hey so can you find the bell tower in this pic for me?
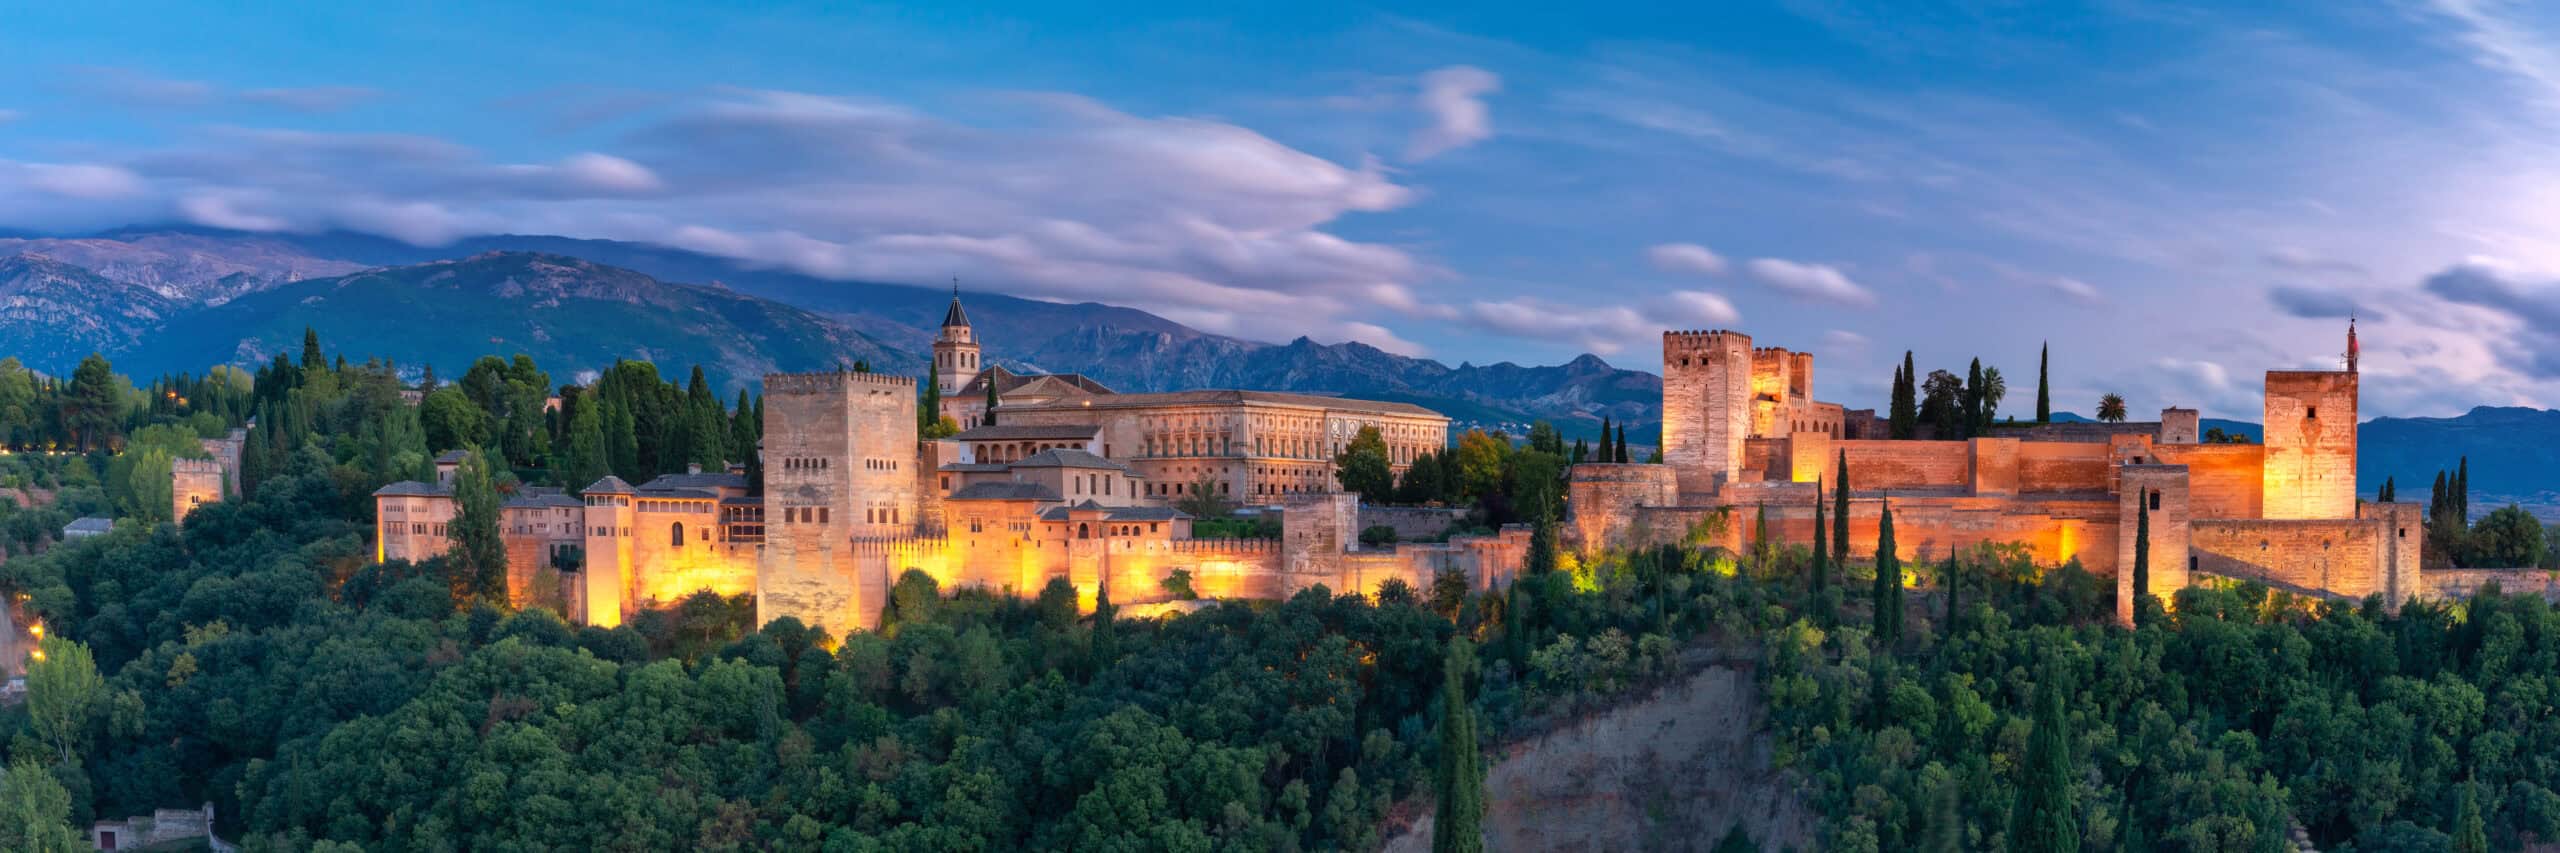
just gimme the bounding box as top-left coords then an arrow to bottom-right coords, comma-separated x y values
932,282 -> 980,412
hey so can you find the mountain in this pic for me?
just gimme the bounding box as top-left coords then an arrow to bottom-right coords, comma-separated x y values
2362,407 -> 2560,521
13,227 -> 1665,433
128,252 -> 916,389
0,253 -> 185,370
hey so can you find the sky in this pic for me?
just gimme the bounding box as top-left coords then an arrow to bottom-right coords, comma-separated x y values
4,1 -> 2560,420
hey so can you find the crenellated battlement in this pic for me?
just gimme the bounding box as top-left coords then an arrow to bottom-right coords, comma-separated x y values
764,371 -> 918,394
172,458 -> 224,474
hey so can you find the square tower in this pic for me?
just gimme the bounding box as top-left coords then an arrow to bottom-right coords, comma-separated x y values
2261,371 -> 2357,520
1661,330 -> 1754,496
2117,464 -> 2191,625
757,370 -> 922,637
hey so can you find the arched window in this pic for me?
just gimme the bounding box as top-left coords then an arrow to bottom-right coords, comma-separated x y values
1078,523 -> 1091,539
671,522 -> 686,547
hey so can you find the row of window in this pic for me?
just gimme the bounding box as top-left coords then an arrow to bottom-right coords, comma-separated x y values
783,457 -> 831,471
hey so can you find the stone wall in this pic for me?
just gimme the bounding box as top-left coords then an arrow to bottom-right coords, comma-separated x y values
1358,505 -> 1467,541
2117,465 -> 2192,623
171,457 -> 225,522
756,371 -> 918,639
1566,464 -> 1679,548
2425,569 -> 2560,602
2190,517 -> 2389,603
1834,440 -> 1972,493
2262,371 -> 2357,520
2014,441 -> 2113,493
2152,442 -> 2265,520
2159,408 -> 2200,445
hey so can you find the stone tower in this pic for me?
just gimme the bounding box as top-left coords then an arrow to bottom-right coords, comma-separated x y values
578,476 -> 638,628
932,289 -> 980,411
1661,330 -> 1754,496
2117,464 -> 2191,624
757,370 -> 922,637
2261,368 -> 2358,520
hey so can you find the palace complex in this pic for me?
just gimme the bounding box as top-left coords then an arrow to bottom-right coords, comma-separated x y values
372,295 -> 1518,639
1568,322 -> 2426,622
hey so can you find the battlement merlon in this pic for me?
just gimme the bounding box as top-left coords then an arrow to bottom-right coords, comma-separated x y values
763,371 -> 919,394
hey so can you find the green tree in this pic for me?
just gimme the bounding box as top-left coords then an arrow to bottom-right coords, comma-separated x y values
2008,671 -> 2080,853
1335,425 -> 1396,501
1873,500 -> 1901,645
1810,480 -> 1830,619
2036,341 -> 2051,423
560,396 -> 607,489
419,387 -> 489,453
1980,365 -> 2006,426
2470,505 -> 2547,568
1598,417 -> 1613,461
300,326 -> 326,371
2454,781 -> 2487,853
1964,358 -> 1986,437
1614,424 -> 1630,465
27,636 -> 101,766
449,447 -> 509,606
62,354 -> 122,451
918,371 -> 943,433
982,381 -> 1000,426
0,760 -> 82,852
1890,352 -> 1918,439
123,447 -> 174,523
2132,499 -> 2152,625
1453,430 -> 1509,501
1434,638 -> 1484,853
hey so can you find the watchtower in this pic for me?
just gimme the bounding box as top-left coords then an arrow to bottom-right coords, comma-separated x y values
1661,330 -> 1754,496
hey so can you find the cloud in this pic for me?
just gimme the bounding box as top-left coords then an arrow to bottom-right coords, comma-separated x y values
1647,242 -> 1728,276
1461,296 -> 1649,355
18,163 -> 145,200
1822,329 -> 1870,352
58,66 -> 379,114
2421,260 -> 2560,378
1745,257 -> 1877,307
2041,276 -> 2103,304
2153,357 -> 2231,392
1663,290 -> 1740,326
2268,285 -> 2381,321
1406,65 -> 1499,161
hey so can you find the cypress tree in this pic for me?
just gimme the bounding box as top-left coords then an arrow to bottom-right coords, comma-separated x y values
918,371 -> 942,432
2008,671 -> 2080,853
1942,554 -> 1960,635
1599,417 -> 1612,459
1614,424 -> 1630,464
1527,521 -> 1558,575
1090,580 -> 1118,670
2132,499 -> 2152,625
2036,341 -> 2051,423
301,327 -> 325,372
1874,498 -> 1900,644
1571,438 -> 1587,464
1433,639 -> 1485,853
1752,503 -> 1770,567
2455,781 -> 2488,853
982,381 -> 1000,426
1811,482 -> 1830,617
2457,456 -> 2471,522
1834,450 -> 1851,575
1964,358 -> 1985,438
2380,476 -> 2395,503
449,447 -> 510,607
1891,352 -> 1919,439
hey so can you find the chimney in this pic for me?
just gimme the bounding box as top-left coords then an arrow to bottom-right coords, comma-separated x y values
687,463 -> 702,475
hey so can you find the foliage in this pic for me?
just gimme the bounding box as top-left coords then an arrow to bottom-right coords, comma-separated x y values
2095,392 -> 2127,423
1335,425 -> 1395,501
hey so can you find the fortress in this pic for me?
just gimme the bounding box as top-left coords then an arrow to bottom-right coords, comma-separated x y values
376,294 -> 1522,638
1571,323 -> 2426,620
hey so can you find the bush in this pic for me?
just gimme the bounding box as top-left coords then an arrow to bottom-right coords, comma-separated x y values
1359,525 -> 1399,546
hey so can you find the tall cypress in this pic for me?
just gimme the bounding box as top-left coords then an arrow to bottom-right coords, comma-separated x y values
1941,555 -> 1960,635
449,447 -> 509,607
2457,456 -> 2471,522
1874,499 -> 1901,644
1964,358 -> 1985,438
1434,639 -> 1485,853
1614,424 -> 1630,464
2379,476 -> 2395,503
2008,671 -> 2080,853
918,371 -> 942,432
1811,482 -> 1830,616
1891,351 -> 1919,439
2132,499 -> 2152,624
1599,417 -> 1613,460
2035,341 -> 2052,423
2455,781 -> 2488,853
982,381 -> 1001,426
1834,450 -> 1851,576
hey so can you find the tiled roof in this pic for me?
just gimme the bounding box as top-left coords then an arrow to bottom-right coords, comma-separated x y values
1009,448 -> 1131,472
62,517 -> 113,534
373,480 -> 452,497
943,295 -> 970,328
951,423 -> 1099,442
433,450 -> 469,464
634,486 -> 718,500
957,366 -> 1117,399
504,493 -> 583,509
948,482 -> 1062,501
582,475 -> 635,494
1038,501 -> 1192,522
1008,388 -> 1442,418
939,462 -> 1013,473
638,472 -> 750,492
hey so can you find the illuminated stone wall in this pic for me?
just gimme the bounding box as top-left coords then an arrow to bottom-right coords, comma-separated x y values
1662,330 -> 1753,495
1833,440 -> 1973,492
171,458 -> 225,522
2116,465 -> 2192,624
2190,519 -> 2383,601
1566,464 -> 1679,548
2150,443 -> 2265,520
2262,370 -> 2357,520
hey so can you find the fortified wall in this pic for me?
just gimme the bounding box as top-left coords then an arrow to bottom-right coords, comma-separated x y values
757,371 -> 919,639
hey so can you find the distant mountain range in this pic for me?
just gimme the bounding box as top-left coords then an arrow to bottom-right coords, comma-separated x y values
0,226 -> 2550,517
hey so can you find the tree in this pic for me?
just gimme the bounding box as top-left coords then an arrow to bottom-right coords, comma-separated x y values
1090,579 -> 1118,670
1810,481 -> 1830,618
918,371 -> 943,433
2008,671 -> 2079,853
1980,365 -> 2006,426
1833,450 -> 1850,580
2095,393 -> 2127,423
419,387 -> 490,453
2132,499 -> 2152,625
1941,555 -> 1960,635
560,396 -> 607,490
1963,358 -> 1986,437
1598,417 -> 1613,461
1526,520 -> 1558,576
1334,425 -> 1395,501
1160,569 -> 1198,600
1921,369 -> 1965,439
27,636 -> 101,766
0,760 -> 82,852
981,381 -> 1000,426
1400,452 -> 1446,505
2379,476 -> 2395,503
449,447 -> 509,606
61,354 -> 122,452
2455,781 -> 2487,853
1434,638 -> 1484,853
1890,352 -> 1919,439
1176,474 -> 1232,520
2470,505 -> 2547,568
1874,500 -> 1903,644
2036,342 -> 2052,423
1452,430 -> 1508,501
1614,424 -> 1630,465
1712,824 -> 1757,853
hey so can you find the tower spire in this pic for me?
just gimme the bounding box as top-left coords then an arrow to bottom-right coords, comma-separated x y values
2346,315 -> 2359,373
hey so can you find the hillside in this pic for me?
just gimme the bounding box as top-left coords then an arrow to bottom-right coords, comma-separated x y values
131,252 -> 916,389
0,253 -> 185,370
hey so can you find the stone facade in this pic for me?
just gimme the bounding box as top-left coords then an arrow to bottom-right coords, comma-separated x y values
1573,323 -> 2425,621
755,370 -> 920,638
170,458 -> 226,523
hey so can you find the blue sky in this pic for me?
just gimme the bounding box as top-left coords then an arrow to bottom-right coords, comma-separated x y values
5,1 -> 2560,419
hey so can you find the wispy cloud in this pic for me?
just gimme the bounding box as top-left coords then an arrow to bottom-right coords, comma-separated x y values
1647,242 -> 1728,276
1746,257 -> 1876,307
1407,65 -> 1500,161
58,66 -> 380,114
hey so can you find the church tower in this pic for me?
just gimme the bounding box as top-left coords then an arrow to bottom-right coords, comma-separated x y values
933,287 -> 980,412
